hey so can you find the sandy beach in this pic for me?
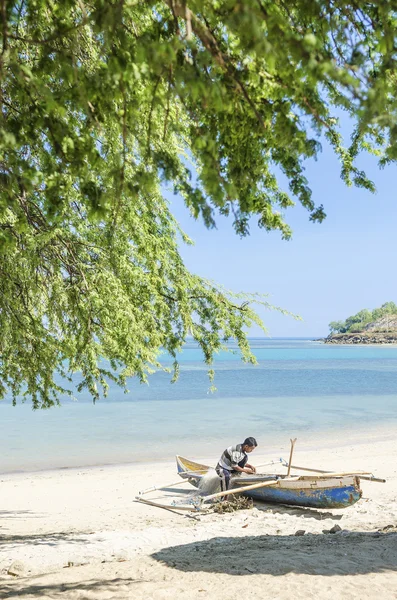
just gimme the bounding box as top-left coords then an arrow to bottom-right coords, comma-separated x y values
1,430 -> 397,600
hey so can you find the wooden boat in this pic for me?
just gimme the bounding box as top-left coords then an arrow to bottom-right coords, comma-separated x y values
176,456 -> 362,509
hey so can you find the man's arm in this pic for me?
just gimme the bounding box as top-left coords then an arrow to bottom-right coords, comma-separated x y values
232,464 -> 255,474
245,463 -> 256,473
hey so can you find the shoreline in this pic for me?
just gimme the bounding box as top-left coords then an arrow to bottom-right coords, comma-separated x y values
318,332 -> 397,345
316,338 -> 397,346
1,418 -> 396,477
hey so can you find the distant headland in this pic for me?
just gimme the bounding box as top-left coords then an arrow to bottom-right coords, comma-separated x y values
322,302 -> 397,344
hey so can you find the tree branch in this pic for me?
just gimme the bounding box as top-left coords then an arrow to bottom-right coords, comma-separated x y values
8,14 -> 89,46
147,74 -> 162,157
163,0 -> 267,129
1,0 -> 7,54
160,291 -> 249,312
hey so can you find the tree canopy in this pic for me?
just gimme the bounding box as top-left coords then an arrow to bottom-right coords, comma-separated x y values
1,1 -> 397,406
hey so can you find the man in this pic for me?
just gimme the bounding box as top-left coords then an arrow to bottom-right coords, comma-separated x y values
216,437 -> 258,495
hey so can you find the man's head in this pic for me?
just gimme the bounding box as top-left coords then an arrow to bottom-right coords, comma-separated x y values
242,437 -> 258,453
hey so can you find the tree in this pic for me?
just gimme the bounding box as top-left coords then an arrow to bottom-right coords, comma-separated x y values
343,308 -> 373,332
380,302 -> 397,314
372,302 -> 397,321
355,309 -> 373,324
379,302 -> 397,331
328,320 -> 346,334
1,1 -> 397,406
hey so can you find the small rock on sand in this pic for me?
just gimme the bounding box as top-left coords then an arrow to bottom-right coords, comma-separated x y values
329,524 -> 342,534
8,560 -> 26,577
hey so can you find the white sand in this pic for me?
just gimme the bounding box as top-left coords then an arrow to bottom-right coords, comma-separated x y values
1,428 -> 397,599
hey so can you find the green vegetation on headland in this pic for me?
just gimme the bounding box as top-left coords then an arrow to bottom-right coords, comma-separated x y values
325,303 -> 397,344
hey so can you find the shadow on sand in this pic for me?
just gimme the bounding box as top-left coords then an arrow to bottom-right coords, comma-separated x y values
0,531 -> 94,547
1,577 -> 146,599
254,502 -> 343,521
152,531 -> 397,576
0,510 -> 43,519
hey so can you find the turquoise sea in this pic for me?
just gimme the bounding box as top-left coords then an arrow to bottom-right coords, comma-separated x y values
1,338 -> 397,473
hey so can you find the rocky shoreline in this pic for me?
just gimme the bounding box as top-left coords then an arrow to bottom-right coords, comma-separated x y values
321,332 -> 397,344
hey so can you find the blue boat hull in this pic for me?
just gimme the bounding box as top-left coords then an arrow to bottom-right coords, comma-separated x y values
245,483 -> 361,509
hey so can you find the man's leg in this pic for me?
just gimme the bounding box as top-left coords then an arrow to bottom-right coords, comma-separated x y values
217,467 -> 231,500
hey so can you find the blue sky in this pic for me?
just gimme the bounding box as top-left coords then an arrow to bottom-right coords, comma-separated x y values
167,129 -> 397,338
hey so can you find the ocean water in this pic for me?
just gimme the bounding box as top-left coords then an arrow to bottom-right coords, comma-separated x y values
1,338 -> 397,473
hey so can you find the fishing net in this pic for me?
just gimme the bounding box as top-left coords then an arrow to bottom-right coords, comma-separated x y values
212,496 -> 254,513
197,468 -> 222,496
170,468 -> 221,509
